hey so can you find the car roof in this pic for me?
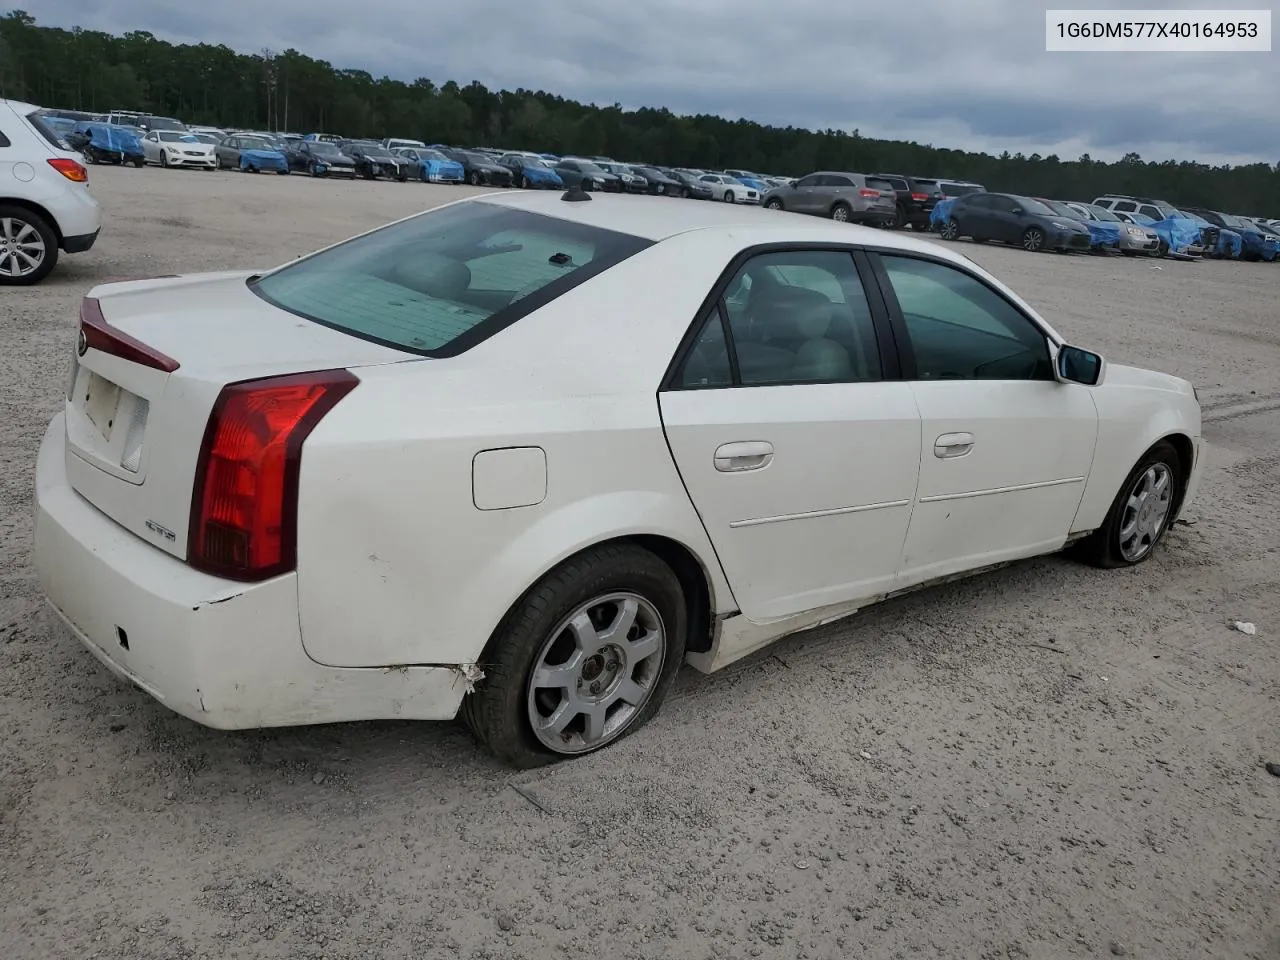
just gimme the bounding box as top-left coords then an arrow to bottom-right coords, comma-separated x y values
468,190 -> 970,256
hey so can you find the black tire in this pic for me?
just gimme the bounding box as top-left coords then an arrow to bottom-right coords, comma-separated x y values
1022,227 -> 1046,252
764,197 -> 783,210
468,171 -> 481,186
894,204 -> 907,229
941,218 -> 960,241
276,168 -> 289,175
972,236 -> 988,244
680,187 -> 691,199
247,164 -> 258,174
460,543 -> 688,768
518,174 -> 529,189
133,157 -> 144,168
0,203 -> 59,286
1074,440 -> 1183,569
1152,239 -> 1169,258
831,202 -> 851,222
160,152 -> 169,168
1122,250 -> 1138,257
723,190 -> 735,203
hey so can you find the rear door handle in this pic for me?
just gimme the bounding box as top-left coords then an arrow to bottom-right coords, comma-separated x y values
934,432 -> 975,458
714,441 -> 774,472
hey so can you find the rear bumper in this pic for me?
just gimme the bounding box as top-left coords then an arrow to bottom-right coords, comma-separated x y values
33,413 -> 469,730
62,228 -> 100,254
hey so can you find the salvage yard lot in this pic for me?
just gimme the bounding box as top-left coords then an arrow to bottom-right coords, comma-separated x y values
2,167 -> 1277,960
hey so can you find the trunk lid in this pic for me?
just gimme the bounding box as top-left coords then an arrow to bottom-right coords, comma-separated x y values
64,271 -> 413,560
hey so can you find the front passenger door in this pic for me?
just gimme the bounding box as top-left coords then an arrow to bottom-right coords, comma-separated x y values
659,248 -> 921,622
873,253 -> 1098,588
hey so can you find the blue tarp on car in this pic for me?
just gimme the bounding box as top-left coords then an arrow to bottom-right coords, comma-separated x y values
1236,228 -> 1278,261
930,197 -> 958,227
83,122 -> 143,156
1134,215 -> 1206,255
1083,221 -> 1123,248
239,148 -> 288,173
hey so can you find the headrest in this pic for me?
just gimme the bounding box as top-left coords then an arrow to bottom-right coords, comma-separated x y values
386,252 -> 472,301
788,299 -> 833,340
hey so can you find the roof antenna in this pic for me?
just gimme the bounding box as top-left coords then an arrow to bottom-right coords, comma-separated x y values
561,183 -> 592,202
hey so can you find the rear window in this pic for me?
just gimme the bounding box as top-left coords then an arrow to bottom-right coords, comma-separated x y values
250,201 -> 653,357
943,182 -> 983,196
865,177 -> 894,192
25,111 -> 67,150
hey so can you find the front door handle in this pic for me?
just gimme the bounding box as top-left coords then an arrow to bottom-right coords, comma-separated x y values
714,441 -> 774,472
934,432 -> 975,458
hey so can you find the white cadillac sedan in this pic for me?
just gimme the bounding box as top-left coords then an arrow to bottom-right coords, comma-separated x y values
35,190 -> 1204,767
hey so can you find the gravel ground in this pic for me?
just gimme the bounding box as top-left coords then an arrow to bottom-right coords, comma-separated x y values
2,167 -> 1277,960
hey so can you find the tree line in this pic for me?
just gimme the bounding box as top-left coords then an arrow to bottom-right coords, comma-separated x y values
2,10 -> 1277,215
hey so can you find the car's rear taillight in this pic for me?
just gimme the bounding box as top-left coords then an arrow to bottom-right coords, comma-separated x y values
188,370 -> 358,582
910,192 -> 929,201
79,297 -> 180,372
47,157 -> 88,182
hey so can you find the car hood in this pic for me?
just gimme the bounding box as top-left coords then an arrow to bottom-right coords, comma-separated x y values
1104,363 -> 1194,397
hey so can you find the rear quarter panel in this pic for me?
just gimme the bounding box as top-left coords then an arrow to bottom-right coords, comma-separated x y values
291,236 -> 759,668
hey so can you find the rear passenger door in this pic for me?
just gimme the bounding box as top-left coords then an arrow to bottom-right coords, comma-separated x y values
659,248 -> 921,622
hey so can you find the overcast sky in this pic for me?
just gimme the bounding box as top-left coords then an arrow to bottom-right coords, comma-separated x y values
22,0 -> 1279,166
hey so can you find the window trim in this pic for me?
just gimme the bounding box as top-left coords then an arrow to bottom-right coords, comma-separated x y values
659,243 -> 903,392
864,248 -> 1060,383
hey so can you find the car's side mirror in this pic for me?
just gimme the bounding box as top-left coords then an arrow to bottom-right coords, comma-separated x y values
1056,344 -> 1105,386
1010,207 -> 1023,215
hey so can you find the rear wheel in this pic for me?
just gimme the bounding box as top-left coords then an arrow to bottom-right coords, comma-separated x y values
460,543 -> 687,768
894,204 -> 907,228
940,218 -> 960,241
1075,441 -> 1183,569
0,204 -> 58,286
831,202 -> 851,222
1022,227 -> 1046,252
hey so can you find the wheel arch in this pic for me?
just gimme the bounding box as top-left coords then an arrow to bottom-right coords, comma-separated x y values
479,533 -> 719,663
0,197 -> 63,243
1157,431 -> 1195,518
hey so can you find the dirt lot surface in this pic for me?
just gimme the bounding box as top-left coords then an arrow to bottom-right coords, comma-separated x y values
2,167 -> 1277,960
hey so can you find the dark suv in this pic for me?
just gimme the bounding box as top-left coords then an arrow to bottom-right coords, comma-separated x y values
873,173 -> 945,230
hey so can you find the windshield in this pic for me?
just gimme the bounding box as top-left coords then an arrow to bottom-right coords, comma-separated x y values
147,118 -> 185,132
1015,197 -> 1057,216
1085,204 -> 1120,221
190,133 -> 219,144
158,132 -> 198,143
423,149 -> 451,162
310,142 -> 343,156
943,182 -> 982,196
360,146 -> 394,158
251,202 -> 651,357
240,137 -> 276,151
1043,200 -> 1084,219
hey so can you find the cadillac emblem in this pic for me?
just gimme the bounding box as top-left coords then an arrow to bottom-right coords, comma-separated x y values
76,328 -> 88,356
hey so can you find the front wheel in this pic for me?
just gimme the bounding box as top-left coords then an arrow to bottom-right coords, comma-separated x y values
0,203 -> 59,286
160,152 -> 169,168
1075,441 -> 1183,569
460,543 -> 687,768
940,218 -> 960,241
468,171 -> 482,186
1022,227 -> 1046,252
723,190 -> 735,203
764,198 -> 783,210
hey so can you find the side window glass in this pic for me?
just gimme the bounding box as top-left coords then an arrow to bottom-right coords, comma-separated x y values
880,256 -> 1052,381
1139,205 -> 1161,220
722,251 -> 882,386
675,310 -> 733,388
1114,201 -> 1137,212
0,128 -> 9,148
793,175 -> 818,188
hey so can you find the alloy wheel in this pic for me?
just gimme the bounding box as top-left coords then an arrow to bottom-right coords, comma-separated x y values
1023,228 -> 1045,252
525,592 -> 667,754
0,217 -> 47,278
1118,463 -> 1173,562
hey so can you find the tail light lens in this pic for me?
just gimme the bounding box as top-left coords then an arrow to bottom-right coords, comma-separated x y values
910,192 -> 929,201
48,157 -> 88,182
188,370 -> 358,581
80,297 -> 180,372
859,188 -> 881,198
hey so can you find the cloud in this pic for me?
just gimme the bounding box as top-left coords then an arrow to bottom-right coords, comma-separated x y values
23,0 -> 1278,165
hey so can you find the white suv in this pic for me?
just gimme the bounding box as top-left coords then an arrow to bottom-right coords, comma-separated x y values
0,99 -> 104,285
